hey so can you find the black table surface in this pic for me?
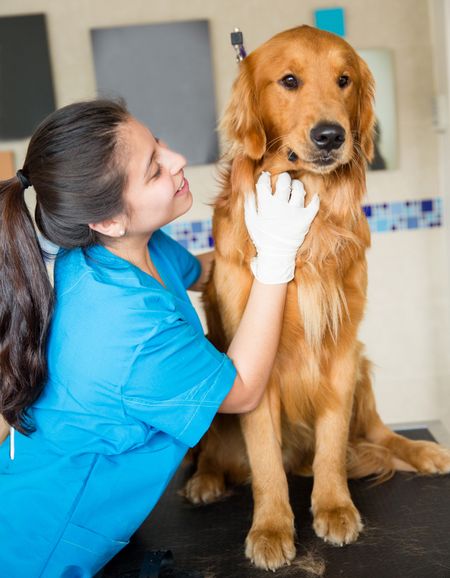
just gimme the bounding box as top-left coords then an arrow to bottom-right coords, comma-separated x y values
102,428 -> 450,578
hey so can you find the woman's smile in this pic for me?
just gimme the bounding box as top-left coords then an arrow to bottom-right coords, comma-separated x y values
175,176 -> 189,196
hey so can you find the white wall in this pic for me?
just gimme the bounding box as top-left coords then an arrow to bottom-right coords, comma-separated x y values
428,0 -> 450,430
0,0 -> 448,429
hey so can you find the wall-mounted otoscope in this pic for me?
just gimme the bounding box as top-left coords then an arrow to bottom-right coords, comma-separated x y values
230,28 -> 247,62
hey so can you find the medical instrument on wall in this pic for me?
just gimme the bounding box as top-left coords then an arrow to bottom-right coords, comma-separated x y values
230,28 -> 247,62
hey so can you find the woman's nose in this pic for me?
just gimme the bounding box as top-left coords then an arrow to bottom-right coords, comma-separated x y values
162,147 -> 186,175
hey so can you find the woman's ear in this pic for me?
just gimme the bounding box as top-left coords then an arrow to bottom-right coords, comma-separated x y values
220,59 -> 266,160
88,218 -> 126,238
356,55 -> 376,162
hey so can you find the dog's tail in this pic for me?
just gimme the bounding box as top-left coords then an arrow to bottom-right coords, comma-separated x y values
346,438 -> 397,483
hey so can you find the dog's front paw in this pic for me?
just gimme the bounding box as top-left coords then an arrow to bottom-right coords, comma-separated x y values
313,502 -> 363,546
405,441 -> 450,474
183,472 -> 226,505
245,524 -> 296,571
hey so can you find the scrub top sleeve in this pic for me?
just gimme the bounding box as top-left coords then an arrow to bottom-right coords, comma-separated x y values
122,314 -> 236,447
157,230 -> 201,289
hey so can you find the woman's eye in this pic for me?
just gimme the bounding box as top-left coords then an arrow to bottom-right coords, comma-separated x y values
279,74 -> 299,90
151,163 -> 161,179
338,75 -> 350,88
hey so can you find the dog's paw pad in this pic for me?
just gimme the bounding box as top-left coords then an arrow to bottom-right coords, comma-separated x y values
245,526 -> 296,571
183,473 -> 225,505
313,503 -> 363,545
411,443 -> 450,474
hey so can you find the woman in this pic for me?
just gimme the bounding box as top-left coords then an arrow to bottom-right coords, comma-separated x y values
0,99 -> 319,577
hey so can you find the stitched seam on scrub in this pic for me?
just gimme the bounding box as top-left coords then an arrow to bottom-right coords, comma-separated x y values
122,398 -> 218,408
122,358 -> 225,409
118,308 -> 191,406
119,319 -> 163,415
176,359 -> 228,439
37,454 -> 100,578
122,358 -> 226,442
58,271 -> 95,298
59,539 -> 99,554
58,270 -> 143,298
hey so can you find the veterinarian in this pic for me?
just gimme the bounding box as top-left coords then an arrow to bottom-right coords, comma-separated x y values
0,99 -> 319,577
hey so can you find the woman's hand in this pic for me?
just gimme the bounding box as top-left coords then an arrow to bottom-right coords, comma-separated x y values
188,251 -> 214,292
244,172 -> 320,284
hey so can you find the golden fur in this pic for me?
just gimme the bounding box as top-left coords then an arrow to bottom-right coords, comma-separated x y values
184,26 -> 450,571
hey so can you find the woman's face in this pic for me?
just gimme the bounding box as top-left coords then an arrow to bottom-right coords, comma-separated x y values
120,117 -> 192,237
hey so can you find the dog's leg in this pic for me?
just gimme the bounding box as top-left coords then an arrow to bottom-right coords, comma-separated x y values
242,386 -> 296,571
184,443 -> 227,505
311,346 -> 363,546
354,361 -> 450,474
370,428 -> 450,474
184,415 -> 249,504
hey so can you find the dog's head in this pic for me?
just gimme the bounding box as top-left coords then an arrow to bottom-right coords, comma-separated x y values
222,25 -> 375,176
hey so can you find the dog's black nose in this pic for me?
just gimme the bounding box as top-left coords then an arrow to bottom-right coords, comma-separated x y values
310,123 -> 346,152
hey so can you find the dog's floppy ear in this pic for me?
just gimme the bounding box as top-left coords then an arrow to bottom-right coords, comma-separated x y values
356,55 -> 376,162
220,60 -> 266,160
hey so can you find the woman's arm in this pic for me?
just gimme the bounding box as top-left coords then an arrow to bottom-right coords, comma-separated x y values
219,280 -> 287,413
188,250 -> 288,413
188,251 -> 214,292
187,247 -> 286,412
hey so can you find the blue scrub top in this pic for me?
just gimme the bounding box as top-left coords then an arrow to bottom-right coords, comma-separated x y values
0,230 -> 236,578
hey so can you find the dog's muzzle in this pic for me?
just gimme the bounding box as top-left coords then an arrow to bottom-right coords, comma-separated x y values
310,123 -> 346,152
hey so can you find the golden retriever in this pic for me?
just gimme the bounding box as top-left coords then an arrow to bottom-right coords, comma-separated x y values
185,25 -> 450,571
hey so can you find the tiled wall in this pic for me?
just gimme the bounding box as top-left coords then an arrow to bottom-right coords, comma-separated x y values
364,198 -> 442,233
163,219 -> 214,251
164,197 -> 444,251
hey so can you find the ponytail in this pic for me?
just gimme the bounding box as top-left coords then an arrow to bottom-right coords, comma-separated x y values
0,175 -> 53,433
0,98 -> 130,433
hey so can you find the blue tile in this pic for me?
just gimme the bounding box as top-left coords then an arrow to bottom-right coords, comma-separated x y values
421,200 -> 433,212
407,204 -> 420,217
391,203 -> 403,216
375,219 -> 389,232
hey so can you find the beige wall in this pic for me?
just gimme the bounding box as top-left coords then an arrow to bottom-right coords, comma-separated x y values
0,0 -> 449,430
428,0 -> 450,431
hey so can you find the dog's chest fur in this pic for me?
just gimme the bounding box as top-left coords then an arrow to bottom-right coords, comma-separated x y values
277,171 -> 370,349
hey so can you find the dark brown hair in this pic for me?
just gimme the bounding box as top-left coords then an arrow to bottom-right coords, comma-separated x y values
0,99 -> 130,433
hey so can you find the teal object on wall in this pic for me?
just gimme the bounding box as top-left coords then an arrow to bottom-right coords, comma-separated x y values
314,8 -> 346,37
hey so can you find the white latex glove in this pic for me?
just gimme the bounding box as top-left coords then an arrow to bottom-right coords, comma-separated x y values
244,171 -> 320,284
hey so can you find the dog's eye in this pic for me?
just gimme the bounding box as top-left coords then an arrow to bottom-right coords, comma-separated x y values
338,75 -> 350,88
279,75 -> 299,90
